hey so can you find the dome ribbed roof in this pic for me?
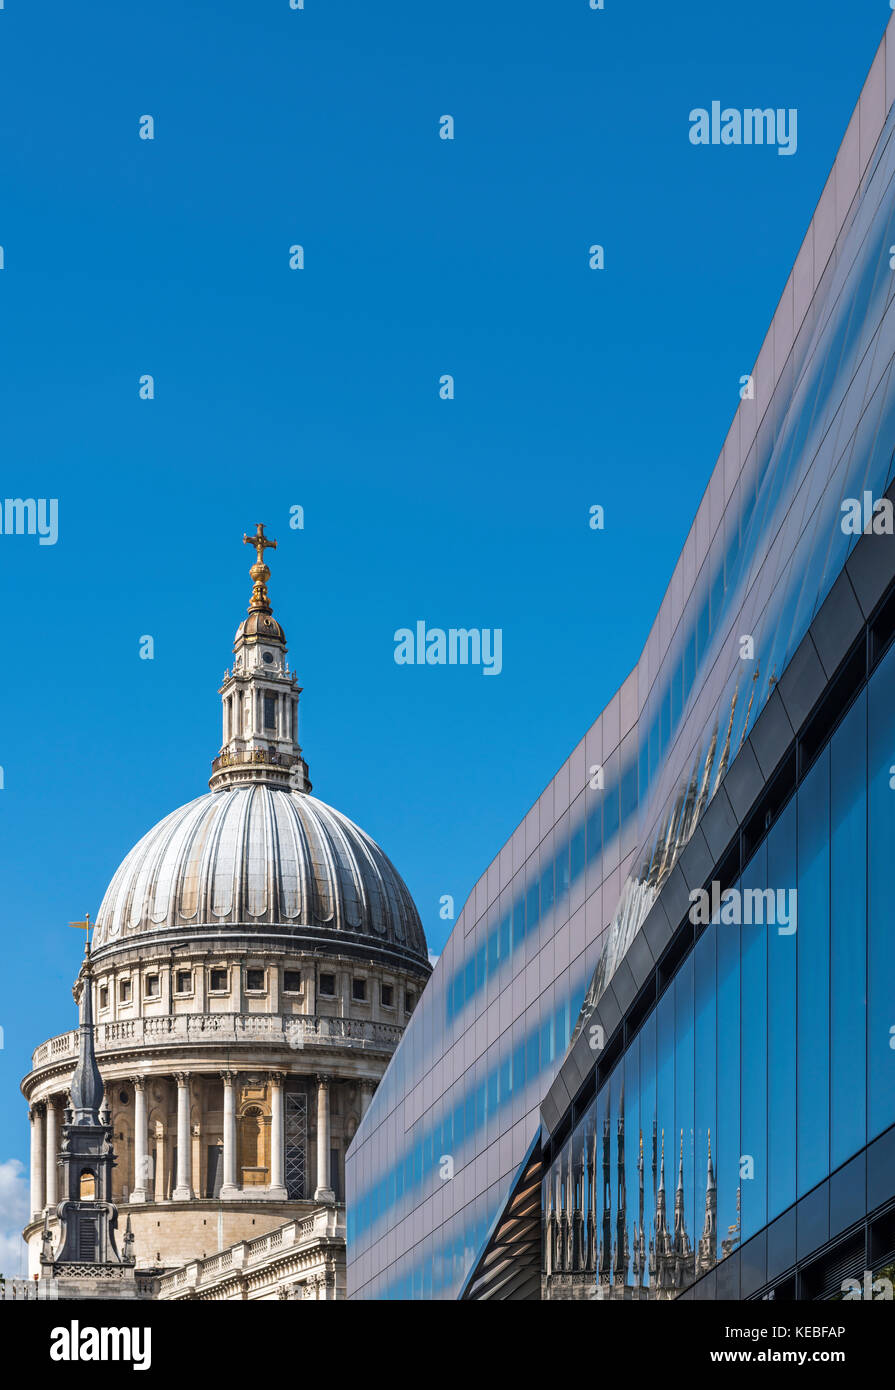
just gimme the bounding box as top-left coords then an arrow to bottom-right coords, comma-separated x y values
92,785 -> 428,963
237,611 -> 285,641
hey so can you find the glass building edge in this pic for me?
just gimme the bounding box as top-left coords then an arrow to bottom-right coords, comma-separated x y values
346,16 -> 895,1301
541,619 -> 895,1300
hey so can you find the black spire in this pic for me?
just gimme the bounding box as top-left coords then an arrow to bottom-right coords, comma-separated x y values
69,944 -> 104,1125
42,936 -> 132,1279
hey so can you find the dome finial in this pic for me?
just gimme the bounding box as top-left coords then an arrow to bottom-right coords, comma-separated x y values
243,522 -> 277,613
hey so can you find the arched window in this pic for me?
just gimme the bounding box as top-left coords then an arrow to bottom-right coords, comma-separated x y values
79,1169 -> 96,1200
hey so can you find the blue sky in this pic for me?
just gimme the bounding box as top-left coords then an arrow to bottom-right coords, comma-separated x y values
0,0 -> 889,1271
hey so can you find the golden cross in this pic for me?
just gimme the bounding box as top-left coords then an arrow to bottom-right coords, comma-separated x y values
243,522 -> 277,566
69,912 -> 92,954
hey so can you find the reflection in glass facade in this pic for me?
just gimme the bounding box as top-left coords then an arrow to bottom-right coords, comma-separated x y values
347,17 -> 895,1300
543,646 -> 895,1298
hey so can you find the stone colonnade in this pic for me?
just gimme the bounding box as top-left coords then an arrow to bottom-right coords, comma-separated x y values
28,1072 -> 377,1219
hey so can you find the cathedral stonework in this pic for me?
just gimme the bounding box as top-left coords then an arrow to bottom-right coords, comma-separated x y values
20,528 -> 431,1300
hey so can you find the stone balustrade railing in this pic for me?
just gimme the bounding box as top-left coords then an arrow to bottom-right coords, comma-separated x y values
30,1013 -> 403,1071
156,1209 -> 341,1298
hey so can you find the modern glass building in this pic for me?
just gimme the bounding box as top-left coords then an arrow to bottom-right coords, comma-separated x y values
347,15 -> 895,1300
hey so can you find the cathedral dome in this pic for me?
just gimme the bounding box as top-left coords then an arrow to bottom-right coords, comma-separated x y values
92,784 -> 428,962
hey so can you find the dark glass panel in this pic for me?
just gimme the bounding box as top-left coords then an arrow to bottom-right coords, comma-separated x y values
656,986 -> 676,1240
761,789 -> 794,1234
716,910 -> 741,1259
609,1064 -> 623,1284
639,1011 -> 657,1295
624,1033 -> 641,1288
694,927 -> 717,1262
674,955 -> 695,1255
797,746 -> 831,1195
830,691 -> 868,1168
595,1074 -> 609,1283
868,641 -> 895,1139
740,842 -> 768,1242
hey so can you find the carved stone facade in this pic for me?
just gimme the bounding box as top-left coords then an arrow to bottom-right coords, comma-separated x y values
157,1208 -> 345,1301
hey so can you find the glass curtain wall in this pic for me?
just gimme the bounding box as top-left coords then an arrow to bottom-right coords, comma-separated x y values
543,642 -> 895,1299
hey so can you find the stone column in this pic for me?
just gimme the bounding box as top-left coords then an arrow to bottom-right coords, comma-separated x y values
268,1072 -> 287,1199
314,1075 -> 334,1202
29,1103 -> 45,1220
173,1072 -> 193,1200
131,1078 -> 149,1202
359,1080 -> 376,1119
153,1122 -> 166,1202
44,1098 -> 58,1210
221,1070 -> 239,1198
